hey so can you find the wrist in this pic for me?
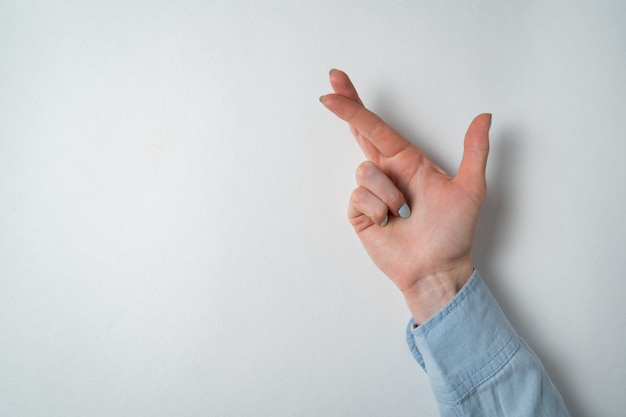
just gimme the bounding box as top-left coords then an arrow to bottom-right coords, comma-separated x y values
401,263 -> 474,325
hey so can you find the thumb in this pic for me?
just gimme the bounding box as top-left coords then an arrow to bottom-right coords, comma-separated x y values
455,113 -> 491,193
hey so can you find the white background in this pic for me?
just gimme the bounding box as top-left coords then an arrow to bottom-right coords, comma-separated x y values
1,1 -> 625,416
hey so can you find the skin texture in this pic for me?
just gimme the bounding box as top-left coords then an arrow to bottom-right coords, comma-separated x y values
320,70 -> 491,324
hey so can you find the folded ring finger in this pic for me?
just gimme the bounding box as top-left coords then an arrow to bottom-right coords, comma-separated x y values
349,186 -> 389,227
355,161 -> 410,218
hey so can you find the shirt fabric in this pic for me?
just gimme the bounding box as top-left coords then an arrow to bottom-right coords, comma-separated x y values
405,270 -> 570,417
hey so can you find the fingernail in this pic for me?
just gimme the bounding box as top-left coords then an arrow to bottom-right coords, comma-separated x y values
380,214 -> 389,227
319,95 -> 326,104
488,113 -> 493,131
398,202 -> 411,219
329,68 -> 338,75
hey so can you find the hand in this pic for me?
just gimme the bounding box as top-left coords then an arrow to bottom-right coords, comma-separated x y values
320,70 -> 491,324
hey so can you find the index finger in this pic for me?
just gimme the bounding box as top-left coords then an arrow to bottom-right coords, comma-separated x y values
320,93 -> 411,158
329,69 -> 364,106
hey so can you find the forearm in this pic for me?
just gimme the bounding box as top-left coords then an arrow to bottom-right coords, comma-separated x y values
405,271 -> 570,417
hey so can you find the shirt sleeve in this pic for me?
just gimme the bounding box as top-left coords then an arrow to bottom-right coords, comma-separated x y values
405,270 -> 571,417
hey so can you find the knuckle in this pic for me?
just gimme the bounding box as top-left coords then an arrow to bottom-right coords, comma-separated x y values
388,192 -> 405,210
350,186 -> 367,205
375,210 -> 388,224
369,116 -> 386,138
355,161 -> 376,184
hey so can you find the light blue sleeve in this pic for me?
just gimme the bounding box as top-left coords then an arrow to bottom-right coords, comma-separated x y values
405,270 -> 570,417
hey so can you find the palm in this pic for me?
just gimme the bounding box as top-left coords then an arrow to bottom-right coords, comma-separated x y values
322,70 -> 490,293
357,148 -> 483,291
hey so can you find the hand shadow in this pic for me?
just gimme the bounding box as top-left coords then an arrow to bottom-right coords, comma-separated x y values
473,127 -> 583,417
370,90 -> 581,414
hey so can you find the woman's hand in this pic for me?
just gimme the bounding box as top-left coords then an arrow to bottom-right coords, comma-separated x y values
320,70 -> 491,324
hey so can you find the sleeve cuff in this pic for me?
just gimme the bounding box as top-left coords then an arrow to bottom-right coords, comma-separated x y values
405,270 -> 520,404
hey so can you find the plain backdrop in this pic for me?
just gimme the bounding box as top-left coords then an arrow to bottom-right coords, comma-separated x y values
1,1 -> 625,416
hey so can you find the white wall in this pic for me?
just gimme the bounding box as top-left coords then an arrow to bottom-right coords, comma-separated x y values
1,1 -> 624,416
